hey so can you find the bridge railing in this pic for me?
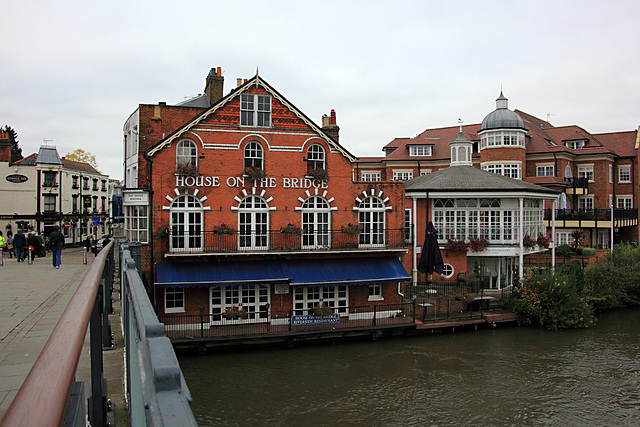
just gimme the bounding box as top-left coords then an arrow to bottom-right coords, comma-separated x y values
1,241 -> 115,427
120,244 -> 197,426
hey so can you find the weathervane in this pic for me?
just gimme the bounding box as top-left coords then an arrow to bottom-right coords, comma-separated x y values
458,118 -> 463,133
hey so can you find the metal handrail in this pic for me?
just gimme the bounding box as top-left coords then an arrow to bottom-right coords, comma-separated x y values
1,241 -> 114,427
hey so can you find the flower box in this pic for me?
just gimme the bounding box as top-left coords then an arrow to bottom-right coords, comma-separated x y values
244,166 -> 266,181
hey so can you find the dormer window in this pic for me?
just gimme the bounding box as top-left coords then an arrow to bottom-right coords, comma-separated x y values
409,145 -> 432,157
240,94 -> 271,127
565,140 -> 586,149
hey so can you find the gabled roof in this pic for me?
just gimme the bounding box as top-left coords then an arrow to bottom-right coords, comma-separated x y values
11,153 -> 37,166
147,73 -> 356,161
593,129 -> 639,157
405,165 -> 559,196
61,158 -> 102,175
381,125 -> 480,162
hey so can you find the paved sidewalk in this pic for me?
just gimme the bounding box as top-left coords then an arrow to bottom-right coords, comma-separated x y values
0,247 -> 92,419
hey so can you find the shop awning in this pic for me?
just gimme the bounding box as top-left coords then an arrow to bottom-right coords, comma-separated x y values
155,260 -> 290,287
284,257 -> 410,287
155,257 -> 410,288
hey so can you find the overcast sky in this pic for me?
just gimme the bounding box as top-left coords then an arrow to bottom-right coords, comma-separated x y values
2,1 -> 639,179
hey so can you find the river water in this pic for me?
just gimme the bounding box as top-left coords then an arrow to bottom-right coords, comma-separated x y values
179,308 -> 640,426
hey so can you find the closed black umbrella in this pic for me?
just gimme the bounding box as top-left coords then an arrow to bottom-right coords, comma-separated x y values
418,221 -> 444,275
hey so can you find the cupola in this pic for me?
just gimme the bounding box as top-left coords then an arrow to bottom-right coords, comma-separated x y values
449,127 -> 473,167
480,91 -> 525,131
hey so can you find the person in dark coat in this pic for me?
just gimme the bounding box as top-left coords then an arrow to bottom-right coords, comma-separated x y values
48,225 -> 64,268
13,229 -> 26,262
26,232 -> 40,262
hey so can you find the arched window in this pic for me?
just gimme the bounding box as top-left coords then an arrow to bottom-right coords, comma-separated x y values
358,196 -> 385,247
244,141 -> 264,169
176,139 -> 197,168
307,144 -> 325,172
238,195 -> 269,250
301,196 -> 330,248
170,194 -> 203,251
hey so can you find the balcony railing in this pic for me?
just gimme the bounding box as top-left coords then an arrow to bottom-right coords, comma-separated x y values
162,228 -> 408,254
565,177 -> 589,190
545,208 -> 637,222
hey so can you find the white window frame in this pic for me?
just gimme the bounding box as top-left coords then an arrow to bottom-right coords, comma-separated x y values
361,171 -> 381,182
301,195 -> 331,249
392,171 -> 413,181
240,94 -> 271,127
165,287 -> 185,314
238,195 -> 269,250
482,163 -> 521,179
409,145 -> 432,157
442,263 -> 454,279
170,194 -> 203,252
209,285 -> 270,324
306,144 -> 326,171
577,165 -> 594,182
617,196 -> 632,209
536,165 -> 554,177
565,140 -> 586,149
125,205 -> 148,243
244,141 -> 264,169
578,196 -> 594,211
368,284 -> 383,301
618,166 -> 631,183
176,139 -> 197,168
404,208 -> 412,242
358,196 -> 386,248
43,194 -> 56,212
556,231 -> 573,246
293,286 -> 348,316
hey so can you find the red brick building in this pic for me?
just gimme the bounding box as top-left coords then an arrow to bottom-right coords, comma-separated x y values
140,72 -> 409,324
357,92 -> 639,256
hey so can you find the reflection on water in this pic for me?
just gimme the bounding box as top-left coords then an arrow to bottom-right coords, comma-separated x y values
179,309 -> 640,426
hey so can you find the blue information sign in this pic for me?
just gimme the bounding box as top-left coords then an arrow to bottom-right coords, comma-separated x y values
91,216 -> 101,226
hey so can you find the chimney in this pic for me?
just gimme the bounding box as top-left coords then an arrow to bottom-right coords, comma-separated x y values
0,132 -> 11,163
204,67 -> 224,105
237,78 -> 243,88
321,109 -> 340,143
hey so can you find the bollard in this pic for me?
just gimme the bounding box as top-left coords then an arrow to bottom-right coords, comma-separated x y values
0,247 -> 3,267
84,248 -> 88,265
27,247 -> 33,265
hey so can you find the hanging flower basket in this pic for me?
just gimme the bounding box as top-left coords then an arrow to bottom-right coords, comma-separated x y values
536,234 -> 550,249
307,168 -> 328,183
222,305 -> 245,319
341,223 -> 362,236
468,238 -> 489,252
311,304 -> 333,316
176,163 -> 200,177
444,239 -> 467,252
156,223 -> 170,238
244,166 -> 266,181
213,223 -> 235,235
280,223 -> 303,236
523,235 -> 537,248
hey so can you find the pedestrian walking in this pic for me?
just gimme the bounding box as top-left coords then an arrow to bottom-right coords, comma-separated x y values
6,230 -> 14,259
14,229 -> 26,262
48,225 -> 64,268
27,232 -> 39,263
0,231 -> 6,256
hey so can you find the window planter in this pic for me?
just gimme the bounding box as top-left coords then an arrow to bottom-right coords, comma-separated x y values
280,223 -> 303,236
244,166 -> 266,181
213,224 -> 235,235
341,223 -> 362,236
176,164 -> 200,177
444,239 -> 467,252
306,168 -> 328,183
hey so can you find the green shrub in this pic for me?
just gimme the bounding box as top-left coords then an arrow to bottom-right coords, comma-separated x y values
556,244 -> 575,258
584,243 -> 640,310
581,247 -> 596,257
512,268 -> 595,330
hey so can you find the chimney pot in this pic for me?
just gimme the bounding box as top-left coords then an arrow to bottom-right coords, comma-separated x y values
330,109 -> 337,125
237,78 -> 242,87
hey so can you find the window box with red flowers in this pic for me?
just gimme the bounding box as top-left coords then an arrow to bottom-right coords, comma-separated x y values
536,234 -> 550,249
444,239 -> 467,253
468,238 -> 489,252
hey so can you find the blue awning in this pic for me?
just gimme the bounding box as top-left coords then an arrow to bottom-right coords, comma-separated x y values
155,260 -> 290,287
284,257 -> 410,287
155,257 -> 410,288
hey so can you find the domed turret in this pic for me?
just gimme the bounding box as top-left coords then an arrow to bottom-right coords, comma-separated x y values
480,92 -> 525,131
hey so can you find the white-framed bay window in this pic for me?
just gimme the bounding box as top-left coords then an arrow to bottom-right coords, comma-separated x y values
125,205 -> 148,243
482,163 -> 521,179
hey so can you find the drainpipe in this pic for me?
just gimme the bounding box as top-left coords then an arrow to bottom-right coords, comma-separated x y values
142,150 -> 154,297
551,197 -> 556,270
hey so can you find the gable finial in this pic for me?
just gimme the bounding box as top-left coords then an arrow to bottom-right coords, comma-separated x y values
255,67 -> 259,87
